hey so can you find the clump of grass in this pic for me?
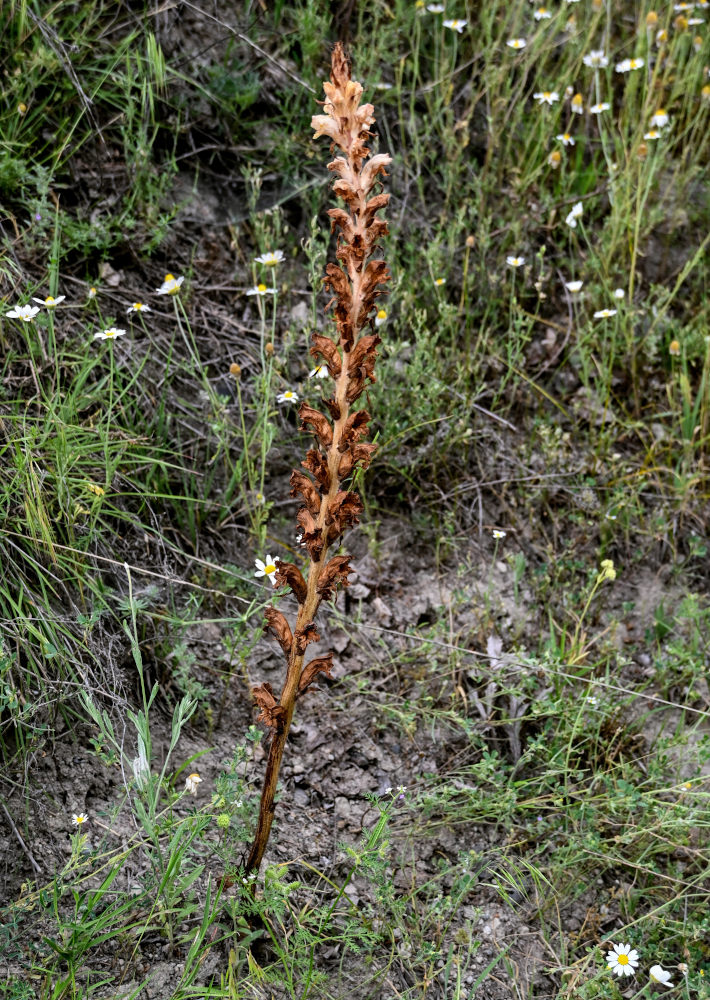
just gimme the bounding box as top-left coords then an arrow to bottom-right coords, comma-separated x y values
246,42 -> 391,875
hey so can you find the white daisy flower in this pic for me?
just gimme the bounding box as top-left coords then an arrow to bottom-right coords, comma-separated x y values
534,90 -> 560,105
277,389 -> 299,403
613,288 -> 625,299
644,129 -> 661,139
649,966 -> 674,988
94,327 -> 127,340
615,57 -> 645,73
88,287 -> 97,299
565,202 -> 584,228
426,2 -> 445,10
254,250 -> 285,266
590,101 -> 611,113
127,302 -> 152,313
650,108 -> 669,127
443,18 -> 467,31
375,308 -> 388,327
606,942 -> 639,977
564,279 -> 584,292
254,555 -> 279,585
583,50 -> 609,67
156,273 -> 184,295
534,7 -> 552,19
246,283 -> 277,296
184,773 -> 202,795
492,529 -> 507,538
32,294 -> 66,308
507,38 -> 527,49
556,131 -> 575,145
434,277 -> 446,285
570,92 -> 584,113
72,813 -> 89,826
5,304 -> 40,322
507,256 -> 525,267
594,308 -> 617,318
309,365 -> 329,379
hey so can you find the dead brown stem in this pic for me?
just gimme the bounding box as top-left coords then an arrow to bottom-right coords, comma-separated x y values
244,42 -> 390,876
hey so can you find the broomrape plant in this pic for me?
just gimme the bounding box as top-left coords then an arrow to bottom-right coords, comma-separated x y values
245,42 -> 390,875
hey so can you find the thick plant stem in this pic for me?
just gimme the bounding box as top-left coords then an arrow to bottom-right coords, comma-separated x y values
246,352 -> 354,874
244,41 -> 390,878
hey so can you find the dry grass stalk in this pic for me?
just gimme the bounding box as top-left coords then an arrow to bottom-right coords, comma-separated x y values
245,43 -> 390,875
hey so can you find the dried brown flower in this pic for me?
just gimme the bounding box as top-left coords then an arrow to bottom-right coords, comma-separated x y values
246,42 -> 389,876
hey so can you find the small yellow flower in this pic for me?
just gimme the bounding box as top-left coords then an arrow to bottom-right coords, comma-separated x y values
702,84 -> 710,102
600,559 -> 616,581
570,92 -> 584,113
85,482 -> 105,496
17,102 -> 27,115
674,14 -> 688,30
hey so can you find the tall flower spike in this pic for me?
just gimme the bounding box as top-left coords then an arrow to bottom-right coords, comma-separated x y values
245,43 -> 389,876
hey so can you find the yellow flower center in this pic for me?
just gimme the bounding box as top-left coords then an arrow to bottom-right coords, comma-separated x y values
258,283 -> 267,292
46,296 -> 55,304
165,273 -> 174,281
105,330 -> 115,337
135,302 -> 142,309
377,309 -> 387,319
617,955 -> 629,966
264,564 -> 276,575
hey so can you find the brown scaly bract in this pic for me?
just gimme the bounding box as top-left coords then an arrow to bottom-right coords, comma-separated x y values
245,41 -> 390,876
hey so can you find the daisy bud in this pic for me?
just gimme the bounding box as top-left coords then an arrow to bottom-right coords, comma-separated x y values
17,102 -> 27,115
669,340 -> 680,356
646,10 -> 658,26
548,150 -> 562,169
265,342 -> 275,356
465,234 -> 475,248
637,142 -> 648,159
229,363 -> 242,377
